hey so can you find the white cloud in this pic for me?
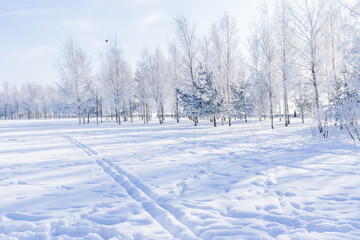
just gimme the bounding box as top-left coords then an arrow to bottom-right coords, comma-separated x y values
1,9 -> 60,17
63,19 -> 98,31
138,11 -> 163,30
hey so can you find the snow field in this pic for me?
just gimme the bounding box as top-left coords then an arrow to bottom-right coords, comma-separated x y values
0,119 -> 360,239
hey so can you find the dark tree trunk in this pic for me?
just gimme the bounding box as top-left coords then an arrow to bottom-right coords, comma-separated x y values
129,100 -> 133,123
78,105 -> 81,125
176,100 -> 180,123
96,96 -> 99,125
161,103 -> 165,123
100,103 -> 103,123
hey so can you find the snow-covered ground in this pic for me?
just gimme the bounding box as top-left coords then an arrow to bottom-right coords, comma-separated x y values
0,118 -> 359,240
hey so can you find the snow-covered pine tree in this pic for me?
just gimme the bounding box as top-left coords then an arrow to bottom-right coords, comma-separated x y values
176,87 -> 198,123
194,67 -> 223,127
177,66 -> 223,127
231,81 -> 254,122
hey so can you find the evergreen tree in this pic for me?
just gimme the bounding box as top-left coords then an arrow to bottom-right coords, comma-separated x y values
177,66 -> 223,127
231,81 -> 254,122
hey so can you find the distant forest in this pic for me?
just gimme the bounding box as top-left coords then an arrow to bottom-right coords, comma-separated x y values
1,0 -> 359,140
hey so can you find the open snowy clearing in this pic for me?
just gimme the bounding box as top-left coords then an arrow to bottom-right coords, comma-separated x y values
0,119 -> 359,240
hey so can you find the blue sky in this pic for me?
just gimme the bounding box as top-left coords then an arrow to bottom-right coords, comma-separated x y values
0,0 -> 270,85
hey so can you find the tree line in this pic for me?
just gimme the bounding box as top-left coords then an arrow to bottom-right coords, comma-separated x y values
1,0 -> 360,140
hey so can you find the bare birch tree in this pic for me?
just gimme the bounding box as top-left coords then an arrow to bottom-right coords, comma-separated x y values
289,0 -> 326,132
102,39 -> 131,125
173,15 -> 199,125
57,38 -> 91,125
276,0 -> 293,126
258,5 -> 276,129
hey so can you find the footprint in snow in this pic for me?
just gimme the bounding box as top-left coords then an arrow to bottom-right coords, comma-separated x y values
285,192 -> 296,197
86,215 -> 127,225
5,212 -> 50,221
290,202 -> 301,209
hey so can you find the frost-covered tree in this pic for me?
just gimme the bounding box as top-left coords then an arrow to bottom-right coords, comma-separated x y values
210,12 -> 240,126
90,74 -> 105,125
125,74 -> 136,123
231,70 -> 254,122
135,52 -> 152,124
174,15 -> 198,84
102,39 -> 132,125
275,0 -> 294,126
288,0 -> 326,132
173,15 -> 199,125
248,27 -> 268,122
10,84 -> 20,119
257,4 -> 276,129
20,82 -> 43,119
177,66 -> 223,127
135,47 -> 168,124
147,48 -> 168,124
0,81 -> 11,120
168,41 -> 181,122
194,67 -> 223,127
57,38 -> 92,125
332,2 -> 360,140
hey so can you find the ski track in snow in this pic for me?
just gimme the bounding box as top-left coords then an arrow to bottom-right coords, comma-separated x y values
64,134 -> 200,240
97,159 -> 199,240
63,135 -> 98,157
